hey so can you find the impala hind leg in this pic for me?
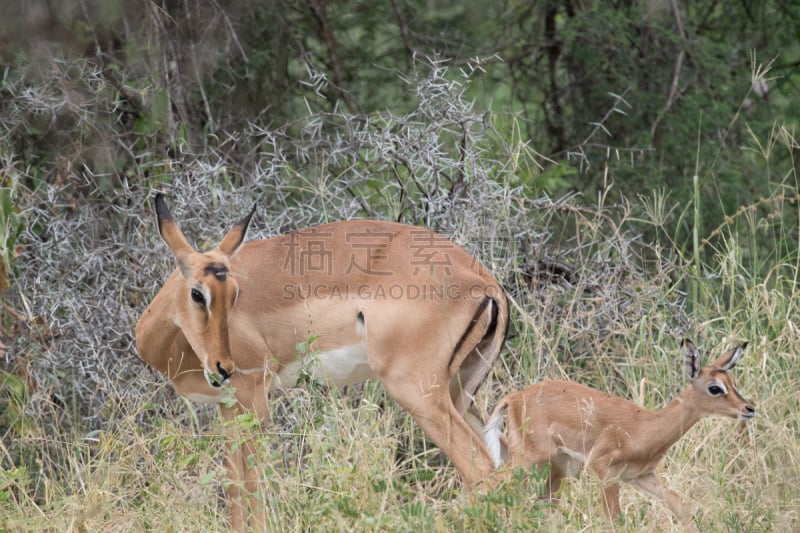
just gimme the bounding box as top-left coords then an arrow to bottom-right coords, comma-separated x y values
505,440 -> 567,500
543,463 -> 569,501
600,481 -> 622,521
379,373 -> 494,487
449,376 -> 487,438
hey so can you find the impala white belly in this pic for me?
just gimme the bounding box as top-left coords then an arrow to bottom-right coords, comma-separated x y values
271,342 -> 373,390
184,390 -> 226,403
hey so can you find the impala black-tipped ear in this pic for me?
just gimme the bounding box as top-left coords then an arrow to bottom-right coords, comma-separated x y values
153,193 -> 195,277
154,193 -> 172,238
715,341 -> 748,372
217,203 -> 256,257
681,338 -> 700,380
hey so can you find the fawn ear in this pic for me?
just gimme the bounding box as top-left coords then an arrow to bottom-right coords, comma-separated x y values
714,341 -> 748,371
681,338 -> 700,380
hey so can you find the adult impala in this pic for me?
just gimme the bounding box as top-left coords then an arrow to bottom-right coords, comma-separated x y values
135,194 -> 509,529
483,339 -> 755,532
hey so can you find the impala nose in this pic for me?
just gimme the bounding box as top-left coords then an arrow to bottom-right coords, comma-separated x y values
205,360 -> 235,387
217,361 -> 232,381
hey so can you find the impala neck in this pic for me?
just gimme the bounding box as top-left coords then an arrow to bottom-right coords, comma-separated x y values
644,387 -> 703,456
135,272 -> 183,374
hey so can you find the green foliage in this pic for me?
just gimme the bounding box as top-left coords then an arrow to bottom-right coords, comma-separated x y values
457,465 -> 551,531
0,1 -> 799,531
0,0 -> 797,239
0,369 -> 31,437
2,178 -> 800,530
0,187 -> 21,293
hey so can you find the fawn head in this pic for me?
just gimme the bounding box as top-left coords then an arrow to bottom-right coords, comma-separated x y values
681,339 -> 755,421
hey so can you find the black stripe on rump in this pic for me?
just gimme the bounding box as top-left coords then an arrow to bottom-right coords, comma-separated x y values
448,296 -> 492,370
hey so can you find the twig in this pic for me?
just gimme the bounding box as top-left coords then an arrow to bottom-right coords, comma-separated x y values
650,0 -> 689,141
307,0 -> 358,113
389,0 -> 416,60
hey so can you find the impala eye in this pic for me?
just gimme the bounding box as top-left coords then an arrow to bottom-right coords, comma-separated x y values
708,385 -> 724,396
191,288 -> 206,306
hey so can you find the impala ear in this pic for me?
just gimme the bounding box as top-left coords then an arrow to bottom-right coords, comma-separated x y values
681,338 -> 700,380
713,341 -> 748,371
155,193 -> 194,278
217,203 -> 256,257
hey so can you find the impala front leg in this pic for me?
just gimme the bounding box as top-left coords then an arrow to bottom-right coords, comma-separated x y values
632,473 -> 697,532
221,372 -> 270,531
220,404 -> 250,531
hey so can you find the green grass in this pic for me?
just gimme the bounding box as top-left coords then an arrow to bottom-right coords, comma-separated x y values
2,60 -> 799,531
3,183 -> 800,532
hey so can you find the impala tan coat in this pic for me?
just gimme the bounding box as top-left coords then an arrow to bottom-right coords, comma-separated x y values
136,195 -> 509,530
484,340 -> 755,532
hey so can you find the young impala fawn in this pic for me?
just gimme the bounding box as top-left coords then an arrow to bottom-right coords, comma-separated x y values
484,339 -> 755,531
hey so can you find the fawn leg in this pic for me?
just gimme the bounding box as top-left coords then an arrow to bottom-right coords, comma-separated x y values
631,473 -> 697,533
592,458 -> 622,521
600,482 -> 622,520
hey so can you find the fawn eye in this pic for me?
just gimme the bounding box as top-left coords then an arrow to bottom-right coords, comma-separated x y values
191,288 -> 206,306
708,385 -> 724,396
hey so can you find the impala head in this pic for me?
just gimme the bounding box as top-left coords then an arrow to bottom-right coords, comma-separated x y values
155,194 -> 255,388
681,338 -> 755,421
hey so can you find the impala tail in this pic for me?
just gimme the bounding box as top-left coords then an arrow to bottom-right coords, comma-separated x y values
482,294 -> 510,380
484,401 -> 508,469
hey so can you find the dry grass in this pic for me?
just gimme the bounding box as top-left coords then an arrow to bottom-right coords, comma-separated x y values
1,56 -> 799,532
